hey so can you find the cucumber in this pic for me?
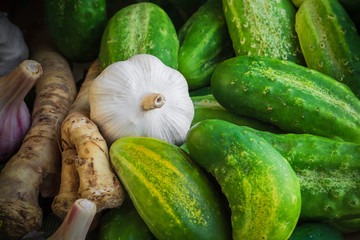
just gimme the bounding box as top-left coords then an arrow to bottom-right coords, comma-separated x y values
178,0 -> 234,90
109,137 -> 231,240
250,128 -> 360,221
99,2 -> 179,70
133,0 -> 206,30
186,119 -> 301,240
295,0 -> 360,97
97,196 -> 156,240
211,56 -> 360,144
191,94 -> 283,132
288,222 -> 344,240
291,0 -> 360,14
185,119 -> 360,221
43,0 -> 107,62
222,0 -> 304,65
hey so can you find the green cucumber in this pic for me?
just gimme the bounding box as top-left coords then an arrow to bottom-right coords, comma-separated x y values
211,56 -> 360,144
109,137 -> 231,240
99,2 -> 179,70
178,0 -> 234,90
248,128 -> 360,221
186,119 -> 360,221
222,0 -> 304,65
186,119 -> 301,240
132,0 -> 205,30
97,196 -> 155,240
291,0 -> 360,14
43,0 -> 107,62
295,0 -> 360,97
288,222 -> 344,240
191,94 -> 283,132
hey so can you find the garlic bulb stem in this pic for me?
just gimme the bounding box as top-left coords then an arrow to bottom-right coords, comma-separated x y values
0,60 -> 42,109
141,93 -> 166,111
48,199 -> 97,240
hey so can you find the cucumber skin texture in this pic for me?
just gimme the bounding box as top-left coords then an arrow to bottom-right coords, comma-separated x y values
97,196 -> 156,240
44,0 -> 107,62
295,0 -> 360,97
186,120 -> 301,240
222,0 -> 304,65
185,119 -> 360,221
249,128 -> 360,221
292,0 -> 360,13
99,2 -> 179,70
109,137 -> 232,240
211,56 -> 360,144
288,222 -> 344,240
178,0 -> 234,90
191,94 -> 283,133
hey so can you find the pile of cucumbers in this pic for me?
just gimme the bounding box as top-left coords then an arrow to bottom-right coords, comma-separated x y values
43,0 -> 360,239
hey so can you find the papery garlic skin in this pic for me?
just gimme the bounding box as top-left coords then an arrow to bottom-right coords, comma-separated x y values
0,60 -> 42,161
89,54 -> 194,146
0,102 -> 30,160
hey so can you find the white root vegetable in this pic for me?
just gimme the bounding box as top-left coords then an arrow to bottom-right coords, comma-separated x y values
0,32 -> 77,239
51,149 -> 79,219
52,59 -> 124,219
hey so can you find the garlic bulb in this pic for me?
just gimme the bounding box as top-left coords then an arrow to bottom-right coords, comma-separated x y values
89,54 -> 194,146
0,60 -> 42,161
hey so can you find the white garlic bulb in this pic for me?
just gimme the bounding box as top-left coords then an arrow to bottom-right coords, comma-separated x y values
89,54 -> 194,146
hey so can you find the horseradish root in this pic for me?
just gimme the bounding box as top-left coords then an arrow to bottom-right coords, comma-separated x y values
51,149 -> 79,219
0,32 -> 77,239
53,59 -> 124,219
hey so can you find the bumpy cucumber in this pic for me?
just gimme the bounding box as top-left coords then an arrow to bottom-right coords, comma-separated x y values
249,128 -> 360,221
178,0 -> 233,90
99,2 -> 179,70
295,0 -> 360,97
110,137 -> 231,240
211,56 -> 360,143
186,119 -> 301,240
187,119 -> 360,221
292,0 -> 360,14
44,0 -> 107,62
191,94 -> 283,132
288,222 -> 344,240
222,0 -> 304,65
